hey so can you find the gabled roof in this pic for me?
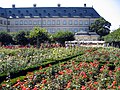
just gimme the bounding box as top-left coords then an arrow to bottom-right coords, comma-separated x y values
0,6 -> 101,18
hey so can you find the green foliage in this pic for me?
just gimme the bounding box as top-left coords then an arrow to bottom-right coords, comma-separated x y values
0,31 -> 13,45
104,28 -> 120,42
53,31 -> 75,45
14,31 -> 29,45
29,27 -> 49,46
90,17 -> 111,37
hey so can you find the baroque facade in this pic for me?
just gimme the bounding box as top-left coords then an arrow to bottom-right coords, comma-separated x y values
0,4 -> 100,34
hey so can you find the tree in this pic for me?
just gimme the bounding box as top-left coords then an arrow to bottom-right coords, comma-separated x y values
104,28 -> 120,42
29,27 -> 49,48
14,31 -> 29,45
90,17 -> 111,38
53,31 -> 75,45
0,31 -> 13,45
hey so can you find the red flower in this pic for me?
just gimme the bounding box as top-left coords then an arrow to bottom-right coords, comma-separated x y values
33,86 -> 37,90
58,71 -> 64,75
42,79 -> 47,84
2,84 -> 6,87
109,70 -> 112,76
118,86 -> 120,89
80,71 -> 87,78
22,86 -> 27,90
94,82 -> 98,85
66,82 -> 71,88
112,81 -> 117,86
117,67 -> 120,71
81,85 -> 86,90
100,66 -> 104,72
39,66 -> 42,70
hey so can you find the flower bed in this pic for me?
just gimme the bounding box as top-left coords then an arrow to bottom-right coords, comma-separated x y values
1,59 -> 120,90
1,47 -> 120,90
0,47 -> 95,83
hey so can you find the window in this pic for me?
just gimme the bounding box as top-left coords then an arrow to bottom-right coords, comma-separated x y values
39,13 -> 41,17
47,20 -> 51,25
43,20 -> 46,25
24,20 -> 28,25
74,20 -> 78,25
79,13 -> 82,16
90,20 -> 94,24
58,13 -> 61,17
29,20 -> 32,25
84,20 -> 89,25
15,21 -> 19,25
52,20 -> 55,25
7,21 -> 10,25
73,10 -> 76,13
68,13 -> 71,17
64,10 -> 66,13
74,28 -> 78,32
21,14 -> 24,17
48,13 -> 50,17
26,10 -> 29,13
84,10 -> 87,13
43,10 -> 46,13
20,20 -> 23,25
18,10 -> 21,13
79,20 -> 83,25
30,14 -> 32,17
4,21 -> 7,25
0,20 -> 3,24
35,10 -> 38,13
54,10 -> 56,13
33,21 -> 37,25
38,20 -> 41,25
79,28 -> 84,32
63,20 -> 67,25
68,20 -> 72,25
1,13 -> 4,16
57,20 -> 60,25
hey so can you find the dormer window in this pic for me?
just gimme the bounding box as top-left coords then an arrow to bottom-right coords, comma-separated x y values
73,10 -> 76,13
79,13 -> 82,16
21,14 -> 24,17
35,10 -> 38,13
26,10 -> 29,13
18,10 -> 21,13
68,13 -> 71,17
53,10 -> 56,12
39,13 -> 41,17
9,11 -> 12,14
30,14 -> 32,17
1,13 -> 4,16
12,14 -> 15,17
91,13 -> 93,17
58,13 -> 61,17
84,10 -> 87,13
48,13 -> 50,17
64,10 -> 66,13
43,10 -> 46,13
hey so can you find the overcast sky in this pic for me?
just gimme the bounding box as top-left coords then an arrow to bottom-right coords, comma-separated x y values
0,0 -> 120,30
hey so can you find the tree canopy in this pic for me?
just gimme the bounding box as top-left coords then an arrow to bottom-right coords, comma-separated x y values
90,17 -> 111,37
53,31 -> 75,45
104,28 -> 120,42
29,27 -> 49,48
0,31 -> 13,45
14,31 -> 29,45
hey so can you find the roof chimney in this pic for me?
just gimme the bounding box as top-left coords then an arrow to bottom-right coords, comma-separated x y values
58,4 -> 61,7
33,4 -> 37,7
84,4 -> 86,7
12,4 -> 15,8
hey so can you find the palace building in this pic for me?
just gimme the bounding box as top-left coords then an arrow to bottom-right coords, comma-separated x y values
0,4 -> 100,34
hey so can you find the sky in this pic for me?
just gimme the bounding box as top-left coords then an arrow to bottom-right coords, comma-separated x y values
0,0 -> 120,31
